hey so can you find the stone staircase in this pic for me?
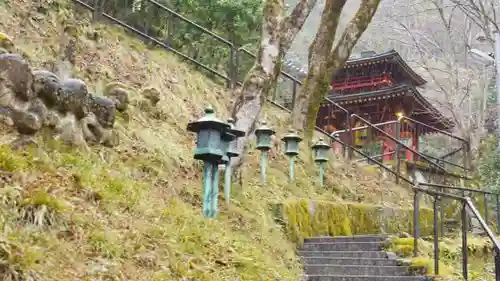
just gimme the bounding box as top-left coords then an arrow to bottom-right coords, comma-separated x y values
299,235 -> 431,281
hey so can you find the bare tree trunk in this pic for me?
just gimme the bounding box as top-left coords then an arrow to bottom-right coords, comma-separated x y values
291,0 -> 382,141
230,0 -> 318,169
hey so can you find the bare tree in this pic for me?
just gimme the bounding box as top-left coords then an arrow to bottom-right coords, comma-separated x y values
230,0 -> 317,168
290,0 -> 382,141
450,0 -> 499,41
385,0 -> 494,161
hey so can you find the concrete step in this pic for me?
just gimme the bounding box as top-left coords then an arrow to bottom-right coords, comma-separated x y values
304,265 -> 410,276
301,242 -> 383,252
304,235 -> 388,243
302,257 -> 397,266
298,251 -> 387,258
305,276 -> 430,281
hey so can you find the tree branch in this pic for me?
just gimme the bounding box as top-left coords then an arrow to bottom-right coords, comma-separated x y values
326,0 -> 382,70
281,0 -> 319,50
308,0 -> 348,69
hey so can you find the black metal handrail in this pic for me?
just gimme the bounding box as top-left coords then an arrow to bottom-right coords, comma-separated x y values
420,182 -> 499,196
351,114 -> 448,172
413,182 -> 500,280
73,0 -> 471,185
74,0 -> 306,108
438,147 -> 464,160
316,128 -> 414,185
331,120 -> 398,134
419,182 -> 500,233
354,151 -> 395,162
401,116 -> 468,143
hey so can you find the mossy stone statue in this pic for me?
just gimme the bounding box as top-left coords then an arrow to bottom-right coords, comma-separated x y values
0,53 -> 35,102
89,94 -> 116,129
59,78 -> 90,119
32,70 -> 62,108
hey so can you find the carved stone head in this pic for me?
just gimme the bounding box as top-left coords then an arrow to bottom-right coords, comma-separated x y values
59,78 -> 90,119
89,94 -> 116,129
0,53 -> 35,102
32,70 -> 63,108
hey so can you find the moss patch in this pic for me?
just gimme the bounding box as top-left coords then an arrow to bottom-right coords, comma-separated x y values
276,200 -> 435,244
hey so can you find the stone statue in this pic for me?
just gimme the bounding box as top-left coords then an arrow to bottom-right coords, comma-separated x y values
0,33 -> 129,150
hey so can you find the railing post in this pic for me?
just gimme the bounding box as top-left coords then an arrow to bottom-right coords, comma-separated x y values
495,250 -> 500,281
440,187 -> 445,237
485,193 -> 489,227
413,189 -> 420,257
462,200 -> 468,281
291,82 -> 297,110
496,194 -> 500,234
347,115 -> 353,160
228,44 -> 237,89
394,120 -> 401,184
433,196 -> 440,275
92,0 -> 104,22
462,141 -> 470,175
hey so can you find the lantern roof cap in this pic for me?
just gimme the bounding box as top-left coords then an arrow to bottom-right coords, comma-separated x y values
312,137 -> 331,149
255,120 -> 275,135
227,118 -> 245,137
186,105 -> 230,133
281,128 -> 302,142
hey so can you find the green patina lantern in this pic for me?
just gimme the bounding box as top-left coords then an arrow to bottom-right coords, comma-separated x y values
255,120 -> 275,183
312,137 -> 331,186
219,130 -> 237,165
255,120 -> 275,151
281,128 -> 302,156
312,137 -> 331,163
226,118 -> 245,159
186,106 -> 230,162
224,118 -> 245,205
186,106 -> 230,218
281,128 -> 302,182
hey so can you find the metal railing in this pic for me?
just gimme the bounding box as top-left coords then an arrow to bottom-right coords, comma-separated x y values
71,5 -> 500,279
420,182 -> 500,233
73,0 -> 303,110
73,0 -> 472,185
321,98 -> 470,183
413,182 -> 500,280
400,116 -> 470,172
349,113 -> 470,184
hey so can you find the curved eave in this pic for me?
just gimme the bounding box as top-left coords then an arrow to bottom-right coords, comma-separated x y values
323,85 -> 454,130
341,50 -> 427,86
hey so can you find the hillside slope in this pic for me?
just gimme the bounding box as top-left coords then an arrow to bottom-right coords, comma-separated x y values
0,0 -> 417,280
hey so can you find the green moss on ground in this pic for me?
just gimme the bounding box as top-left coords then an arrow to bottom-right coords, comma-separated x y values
276,200 -> 435,244
387,236 -> 498,280
0,0 -> 432,280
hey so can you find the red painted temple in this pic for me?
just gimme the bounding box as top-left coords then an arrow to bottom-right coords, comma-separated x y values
317,50 -> 454,162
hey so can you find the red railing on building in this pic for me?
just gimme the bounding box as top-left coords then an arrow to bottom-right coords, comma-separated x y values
329,73 -> 393,91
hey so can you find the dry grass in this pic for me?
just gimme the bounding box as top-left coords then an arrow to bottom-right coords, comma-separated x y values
0,0 -> 420,280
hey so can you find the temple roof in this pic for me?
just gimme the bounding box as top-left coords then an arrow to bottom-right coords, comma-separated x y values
335,50 -> 427,87
323,84 -> 454,130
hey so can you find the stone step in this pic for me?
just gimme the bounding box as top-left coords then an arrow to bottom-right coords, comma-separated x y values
301,242 -> 384,252
304,235 -> 388,243
304,265 -> 409,276
305,275 -> 429,281
302,257 -> 397,266
298,251 -> 386,258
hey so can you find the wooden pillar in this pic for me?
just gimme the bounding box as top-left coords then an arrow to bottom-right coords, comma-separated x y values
414,124 -> 420,162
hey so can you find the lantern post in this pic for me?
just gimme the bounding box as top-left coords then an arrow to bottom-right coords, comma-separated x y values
224,118 -> 245,205
186,106 -> 229,217
312,137 -> 331,186
255,121 -> 275,184
281,129 -> 302,183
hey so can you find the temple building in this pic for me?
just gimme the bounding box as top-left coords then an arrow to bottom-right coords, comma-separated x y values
317,50 -> 454,162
